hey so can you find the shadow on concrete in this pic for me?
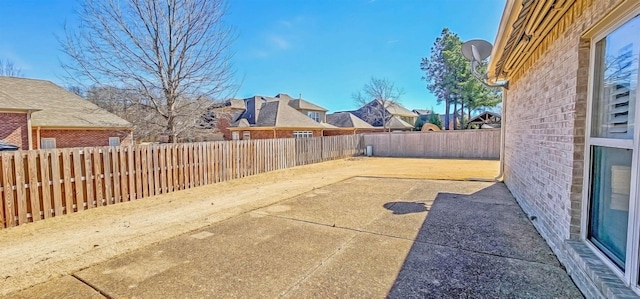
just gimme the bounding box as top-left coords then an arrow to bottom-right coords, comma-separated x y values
387,182 -> 583,298
383,202 -> 428,215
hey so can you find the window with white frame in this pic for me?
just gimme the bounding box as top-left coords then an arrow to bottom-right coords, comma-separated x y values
307,111 -> 320,122
583,10 -> 640,288
109,137 -> 121,146
232,131 -> 239,140
40,138 -> 56,149
242,131 -> 251,140
293,131 -> 313,138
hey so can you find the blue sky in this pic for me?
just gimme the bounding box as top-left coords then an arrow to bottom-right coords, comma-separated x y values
0,0 -> 505,113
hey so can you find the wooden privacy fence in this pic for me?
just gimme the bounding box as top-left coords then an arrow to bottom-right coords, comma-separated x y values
0,135 -> 364,229
363,129 -> 500,159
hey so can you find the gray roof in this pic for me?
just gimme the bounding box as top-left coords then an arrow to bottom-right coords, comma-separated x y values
256,99 -> 324,128
326,112 -> 374,129
0,77 -> 131,128
228,99 -> 246,110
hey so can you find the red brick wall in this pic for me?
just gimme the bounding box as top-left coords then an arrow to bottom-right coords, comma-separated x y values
34,129 -> 133,149
0,112 -> 29,149
323,129 -> 355,136
243,130 -> 274,139
276,130 -> 322,139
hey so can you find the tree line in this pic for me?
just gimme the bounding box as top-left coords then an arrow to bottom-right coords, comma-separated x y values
421,28 -> 501,130
2,1 -> 499,141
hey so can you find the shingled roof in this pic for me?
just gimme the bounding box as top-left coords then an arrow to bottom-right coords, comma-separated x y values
0,77 -> 131,128
0,89 -> 38,111
275,93 -> 328,111
326,112 -> 374,129
385,116 -> 414,129
255,99 -> 324,128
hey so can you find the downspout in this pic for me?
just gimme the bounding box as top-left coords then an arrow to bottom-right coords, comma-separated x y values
494,89 -> 507,181
26,112 -> 33,150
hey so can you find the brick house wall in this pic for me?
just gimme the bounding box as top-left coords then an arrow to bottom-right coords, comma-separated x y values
502,0 -> 625,297
230,129 -> 323,140
275,129 -> 322,139
323,129 -> 356,136
323,129 -> 385,136
34,129 -> 133,149
0,112 -> 29,149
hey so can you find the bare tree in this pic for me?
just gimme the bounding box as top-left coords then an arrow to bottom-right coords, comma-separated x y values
0,59 -> 24,77
352,77 -> 404,131
61,0 -> 235,143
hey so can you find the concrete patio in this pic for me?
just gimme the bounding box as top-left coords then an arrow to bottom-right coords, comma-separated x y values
4,160 -> 582,298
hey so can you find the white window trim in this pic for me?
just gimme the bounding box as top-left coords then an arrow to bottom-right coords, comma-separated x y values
580,5 -> 640,290
293,131 -> 313,138
109,137 -> 121,146
40,138 -> 56,149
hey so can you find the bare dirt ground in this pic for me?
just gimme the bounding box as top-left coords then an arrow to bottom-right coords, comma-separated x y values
0,157 -> 499,296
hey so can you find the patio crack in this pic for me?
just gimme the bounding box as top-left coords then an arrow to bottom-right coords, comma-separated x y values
278,229 -> 359,298
257,212 -> 560,269
71,274 -> 114,299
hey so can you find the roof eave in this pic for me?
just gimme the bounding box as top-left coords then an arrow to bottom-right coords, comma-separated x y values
487,0 -> 521,80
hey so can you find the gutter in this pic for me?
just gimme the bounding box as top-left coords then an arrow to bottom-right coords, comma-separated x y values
494,89 -> 507,181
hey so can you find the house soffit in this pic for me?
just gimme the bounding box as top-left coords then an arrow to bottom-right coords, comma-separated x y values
493,0 -> 587,81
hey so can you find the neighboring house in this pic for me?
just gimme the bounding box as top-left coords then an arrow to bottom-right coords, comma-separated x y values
324,111 -> 383,136
226,94 -> 330,140
487,0 -> 640,297
0,77 -> 133,149
467,111 -> 501,129
353,99 -> 418,130
413,109 -> 463,130
202,98 -> 247,140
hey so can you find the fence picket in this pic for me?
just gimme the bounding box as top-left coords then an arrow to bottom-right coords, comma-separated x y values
27,151 -> 41,221
72,149 -> 86,211
0,135 -> 367,228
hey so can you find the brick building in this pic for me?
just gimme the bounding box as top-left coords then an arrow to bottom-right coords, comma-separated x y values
0,77 -> 133,149
488,0 -> 640,297
228,95 -> 327,140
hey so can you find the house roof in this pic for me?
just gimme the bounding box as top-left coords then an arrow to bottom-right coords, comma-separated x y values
326,112 -> 374,129
0,89 -> 38,111
372,99 -> 418,117
468,111 -> 502,124
320,122 -> 339,129
228,99 -> 246,110
0,77 -> 131,128
255,99 -> 324,128
385,116 -> 414,129
412,109 -> 433,116
275,93 -> 328,111
488,0 -> 578,80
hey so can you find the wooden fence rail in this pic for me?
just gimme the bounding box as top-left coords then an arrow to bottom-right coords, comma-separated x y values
363,129 -> 500,159
0,135 -> 364,229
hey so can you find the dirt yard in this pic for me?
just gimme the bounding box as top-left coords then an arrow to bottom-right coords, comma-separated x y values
0,157 -> 499,295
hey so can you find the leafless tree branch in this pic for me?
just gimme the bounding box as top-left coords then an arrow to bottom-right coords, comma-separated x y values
61,0 -> 237,142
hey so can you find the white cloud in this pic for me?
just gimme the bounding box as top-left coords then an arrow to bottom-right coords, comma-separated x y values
268,35 -> 291,50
